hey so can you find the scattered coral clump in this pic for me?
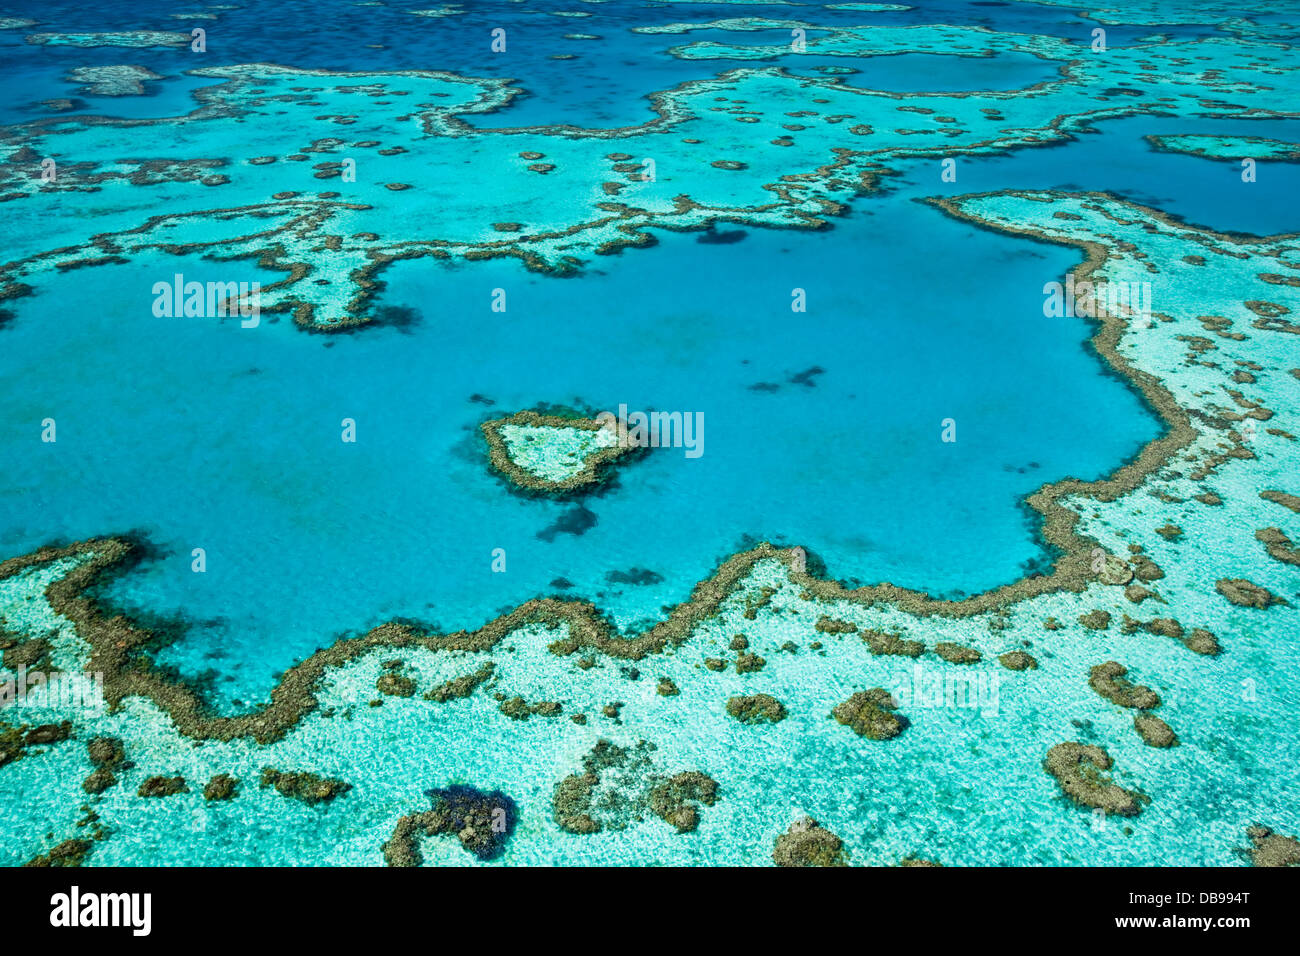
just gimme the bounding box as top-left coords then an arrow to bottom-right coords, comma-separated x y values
773,817 -> 847,867
832,688 -> 905,740
383,785 -> 517,865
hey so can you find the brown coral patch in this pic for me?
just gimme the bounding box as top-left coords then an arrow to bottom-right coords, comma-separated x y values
1260,490 -> 1300,513
138,775 -> 187,798
1256,528 -> 1300,566
862,629 -> 924,657
1043,742 -> 1143,816
1215,578 -> 1287,608
1133,714 -> 1178,748
998,650 -> 1038,671
1088,661 -> 1158,710
726,693 -> 786,724
203,773 -> 238,801
832,688 -> 905,740
1245,826 -> 1300,867
934,642 -> 981,664
23,839 -> 93,868
1079,609 -> 1111,630
260,768 -> 350,804
773,817 -> 846,867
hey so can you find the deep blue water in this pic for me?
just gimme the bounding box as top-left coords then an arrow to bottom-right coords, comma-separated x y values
0,0 -> 1234,129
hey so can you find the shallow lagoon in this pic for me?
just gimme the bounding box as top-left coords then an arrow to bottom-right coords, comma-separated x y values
0,0 -> 1297,868
0,179 -> 1158,708
7,3 -> 1297,710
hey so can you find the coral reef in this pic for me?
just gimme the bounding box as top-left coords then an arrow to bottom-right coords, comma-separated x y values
832,689 -> 906,740
773,817 -> 848,867
1043,743 -> 1144,817
383,785 -> 516,864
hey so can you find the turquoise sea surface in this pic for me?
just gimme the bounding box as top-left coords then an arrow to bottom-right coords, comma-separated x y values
0,0 -> 1297,867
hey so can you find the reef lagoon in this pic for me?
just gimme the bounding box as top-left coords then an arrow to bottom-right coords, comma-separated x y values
1,0 -> 1298,869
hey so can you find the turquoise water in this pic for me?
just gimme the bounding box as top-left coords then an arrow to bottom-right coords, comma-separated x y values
0,183 -> 1161,707
0,139 -> 1167,708
903,114 -> 1300,236
1,0 -> 1298,867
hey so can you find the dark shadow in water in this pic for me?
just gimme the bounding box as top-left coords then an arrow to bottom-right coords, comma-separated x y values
537,504 -> 598,542
697,225 -> 748,245
371,304 -> 422,333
